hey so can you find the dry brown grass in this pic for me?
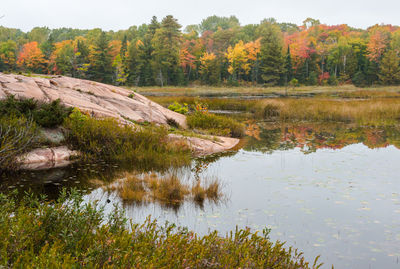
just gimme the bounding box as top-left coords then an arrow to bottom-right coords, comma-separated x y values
257,98 -> 400,125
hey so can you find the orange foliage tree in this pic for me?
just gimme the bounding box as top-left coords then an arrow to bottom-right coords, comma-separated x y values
17,41 -> 47,72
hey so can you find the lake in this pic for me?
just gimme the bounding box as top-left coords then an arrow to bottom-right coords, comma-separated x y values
2,123 -> 400,269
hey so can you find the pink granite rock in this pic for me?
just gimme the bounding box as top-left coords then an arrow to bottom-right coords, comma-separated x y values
0,73 -> 240,157
17,146 -> 79,170
0,73 -> 187,127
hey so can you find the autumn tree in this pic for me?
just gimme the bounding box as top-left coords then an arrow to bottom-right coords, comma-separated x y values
226,40 -> 250,81
367,31 -> 388,63
199,52 -> 220,84
0,40 -> 17,71
244,39 -> 261,83
17,41 -> 47,73
50,40 -> 75,75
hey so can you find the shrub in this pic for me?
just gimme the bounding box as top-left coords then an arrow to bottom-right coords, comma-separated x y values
166,118 -> 180,128
0,115 -> 38,169
0,190 -> 321,268
289,78 -> 299,87
32,99 -> 73,127
187,111 -> 245,138
63,109 -> 191,170
352,71 -> 367,87
262,103 -> 280,118
0,96 -> 72,128
168,101 -> 189,114
328,75 -> 339,86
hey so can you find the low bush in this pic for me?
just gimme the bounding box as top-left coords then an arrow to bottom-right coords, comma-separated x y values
32,99 -> 72,127
63,109 -> 191,170
168,101 -> 189,114
0,96 -> 72,128
187,111 -> 245,138
0,190 -> 322,268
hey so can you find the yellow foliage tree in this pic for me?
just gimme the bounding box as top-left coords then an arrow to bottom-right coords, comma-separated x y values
226,40 -> 259,80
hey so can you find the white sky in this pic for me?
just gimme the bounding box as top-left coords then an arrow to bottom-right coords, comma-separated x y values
1,0 -> 399,32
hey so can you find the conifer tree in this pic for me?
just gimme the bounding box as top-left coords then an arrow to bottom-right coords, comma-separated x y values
89,31 -> 113,83
378,50 -> 400,85
258,22 -> 285,85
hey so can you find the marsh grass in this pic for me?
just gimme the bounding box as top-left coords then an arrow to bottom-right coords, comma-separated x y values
0,190 -> 322,268
149,96 -> 258,112
64,110 -> 191,170
187,111 -> 245,138
0,115 -> 38,169
256,98 -> 400,125
102,172 -> 223,208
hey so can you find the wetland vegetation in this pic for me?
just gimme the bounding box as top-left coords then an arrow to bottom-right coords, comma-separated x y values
2,84 -> 400,268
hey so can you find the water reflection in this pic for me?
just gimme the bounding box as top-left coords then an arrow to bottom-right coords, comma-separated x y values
245,122 -> 400,153
2,123 -> 400,268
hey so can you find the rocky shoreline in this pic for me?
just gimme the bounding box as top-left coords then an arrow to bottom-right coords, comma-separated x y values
0,73 -> 240,170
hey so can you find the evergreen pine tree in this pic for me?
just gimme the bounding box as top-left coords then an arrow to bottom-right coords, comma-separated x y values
378,50 -> 400,85
258,22 -> 285,86
89,31 -> 113,83
284,45 -> 293,83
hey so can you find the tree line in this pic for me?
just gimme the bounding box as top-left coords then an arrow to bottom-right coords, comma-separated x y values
1,15 -> 400,87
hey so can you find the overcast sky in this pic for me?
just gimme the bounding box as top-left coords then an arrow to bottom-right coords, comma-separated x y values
1,0 -> 399,32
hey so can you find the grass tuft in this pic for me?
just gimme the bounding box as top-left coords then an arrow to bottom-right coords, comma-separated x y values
187,111 -> 245,138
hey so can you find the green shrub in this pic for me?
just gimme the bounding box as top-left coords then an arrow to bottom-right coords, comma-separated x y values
187,112 -> 245,138
168,101 -> 189,114
352,71 -> 368,87
0,190 -> 321,268
0,115 -> 38,169
32,99 -> 73,128
63,109 -> 191,170
328,75 -> 339,86
0,96 -> 72,128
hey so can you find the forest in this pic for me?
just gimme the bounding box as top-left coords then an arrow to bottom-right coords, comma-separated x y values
1,15 -> 400,87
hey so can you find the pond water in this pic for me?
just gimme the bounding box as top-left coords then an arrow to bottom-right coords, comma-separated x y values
2,123 -> 400,269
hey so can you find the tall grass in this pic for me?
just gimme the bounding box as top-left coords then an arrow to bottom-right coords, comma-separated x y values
0,115 -> 38,170
64,109 -> 191,171
187,111 -> 245,138
149,96 -> 258,112
256,98 -> 400,125
0,190 -> 322,268
102,172 -> 223,208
